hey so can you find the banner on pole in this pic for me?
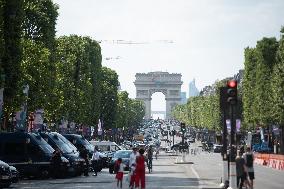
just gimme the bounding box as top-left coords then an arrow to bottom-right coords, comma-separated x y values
15,85 -> 29,131
97,119 -> 102,136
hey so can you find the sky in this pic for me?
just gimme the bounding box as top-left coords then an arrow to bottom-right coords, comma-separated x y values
53,0 -> 284,116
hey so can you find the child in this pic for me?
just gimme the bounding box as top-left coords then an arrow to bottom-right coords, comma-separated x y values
115,158 -> 125,189
129,163 -> 136,189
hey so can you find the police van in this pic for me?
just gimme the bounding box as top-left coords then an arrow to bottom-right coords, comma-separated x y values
39,132 -> 85,176
0,132 -> 69,178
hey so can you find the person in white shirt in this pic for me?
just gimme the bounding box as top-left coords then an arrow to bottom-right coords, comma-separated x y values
129,147 -> 139,167
129,147 -> 139,187
91,147 -> 100,176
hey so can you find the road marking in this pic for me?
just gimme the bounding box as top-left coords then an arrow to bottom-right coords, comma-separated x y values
190,165 -> 200,179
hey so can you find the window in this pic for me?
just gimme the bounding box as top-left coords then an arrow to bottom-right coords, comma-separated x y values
4,142 -> 26,156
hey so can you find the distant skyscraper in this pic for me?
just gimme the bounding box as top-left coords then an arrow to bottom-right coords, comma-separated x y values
188,79 -> 199,97
180,92 -> 187,104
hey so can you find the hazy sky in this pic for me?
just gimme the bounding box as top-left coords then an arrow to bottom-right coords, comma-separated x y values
53,0 -> 284,115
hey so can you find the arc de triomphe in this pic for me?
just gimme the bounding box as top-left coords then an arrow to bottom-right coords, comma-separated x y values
134,72 -> 183,119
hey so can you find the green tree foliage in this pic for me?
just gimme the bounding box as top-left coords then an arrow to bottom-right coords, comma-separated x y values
100,67 -> 119,129
254,38 -> 278,125
116,91 -> 145,130
116,91 -> 130,129
271,29 -> 284,125
55,35 -> 102,125
2,0 -> 24,115
172,81 -> 223,131
20,39 -> 52,115
22,0 -> 58,50
128,99 -> 145,128
243,48 -> 258,128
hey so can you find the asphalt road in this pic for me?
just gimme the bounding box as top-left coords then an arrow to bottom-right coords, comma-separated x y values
9,139 -> 284,189
10,154 -> 202,189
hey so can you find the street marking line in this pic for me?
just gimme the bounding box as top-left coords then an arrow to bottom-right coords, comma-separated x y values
190,165 -> 200,179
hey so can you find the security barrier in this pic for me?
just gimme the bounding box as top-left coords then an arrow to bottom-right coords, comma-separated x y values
254,153 -> 284,171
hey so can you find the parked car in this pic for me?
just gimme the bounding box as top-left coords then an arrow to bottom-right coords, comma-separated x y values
63,134 -> 109,169
0,160 -> 12,188
0,132 -> 69,179
9,166 -> 19,183
39,132 -> 85,176
108,150 -> 132,174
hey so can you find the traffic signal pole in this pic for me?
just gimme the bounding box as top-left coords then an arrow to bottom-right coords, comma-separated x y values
228,105 -> 237,189
227,80 -> 238,189
219,87 -> 229,188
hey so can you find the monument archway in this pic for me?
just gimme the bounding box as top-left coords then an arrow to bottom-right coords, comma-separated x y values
134,72 -> 183,119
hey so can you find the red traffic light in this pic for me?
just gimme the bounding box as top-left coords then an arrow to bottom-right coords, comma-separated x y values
227,80 -> 237,88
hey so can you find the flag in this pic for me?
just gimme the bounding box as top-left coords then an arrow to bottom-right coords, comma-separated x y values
98,119 -> 103,136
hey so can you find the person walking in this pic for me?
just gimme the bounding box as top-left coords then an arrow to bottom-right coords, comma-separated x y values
79,146 -> 89,176
135,148 -> 146,189
129,147 -> 139,188
129,163 -> 136,189
243,147 -> 255,189
91,146 -> 100,176
147,146 -> 153,173
51,147 -> 62,178
115,158 -> 125,189
236,151 -> 248,189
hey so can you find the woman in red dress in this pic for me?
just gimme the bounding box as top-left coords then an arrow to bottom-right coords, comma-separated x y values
135,148 -> 146,189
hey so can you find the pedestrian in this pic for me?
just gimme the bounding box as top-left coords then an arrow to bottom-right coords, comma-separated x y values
236,151 -> 248,189
51,147 -> 62,178
115,158 -> 125,189
243,147 -> 255,189
79,146 -> 89,176
129,146 -> 139,186
91,146 -> 100,176
147,146 -> 153,173
129,163 -> 136,189
130,147 -> 139,166
135,148 -> 146,189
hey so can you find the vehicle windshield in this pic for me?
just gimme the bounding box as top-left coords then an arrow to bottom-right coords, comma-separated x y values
77,137 -> 94,152
57,134 -> 78,152
114,151 -> 131,158
39,144 -> 54,154
49,135 -> 73,154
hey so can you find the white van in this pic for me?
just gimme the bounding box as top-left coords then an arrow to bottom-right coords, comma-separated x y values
89,141 -> 122,153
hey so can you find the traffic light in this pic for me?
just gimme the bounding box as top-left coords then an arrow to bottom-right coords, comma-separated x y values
226,80 -> 238,105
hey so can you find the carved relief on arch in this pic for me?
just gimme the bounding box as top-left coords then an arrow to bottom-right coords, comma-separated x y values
136,90 -> 149,97
149,89 -> 167,96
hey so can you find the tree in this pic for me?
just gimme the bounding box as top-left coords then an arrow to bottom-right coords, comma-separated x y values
100,67 -> 119,129
2,0 -> 24,125
22,0 -> 58,50
55,35 -> 102,125
116,91 -> 130,129
254,38 -> 278,126
243,48 -> 258,129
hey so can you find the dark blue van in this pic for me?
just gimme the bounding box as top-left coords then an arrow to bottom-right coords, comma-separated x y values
0,132 -> 70,178
39,132 -> 85,176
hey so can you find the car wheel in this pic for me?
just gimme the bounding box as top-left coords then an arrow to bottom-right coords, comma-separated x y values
39,168 -> 49,179
109,168 -> 113,174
